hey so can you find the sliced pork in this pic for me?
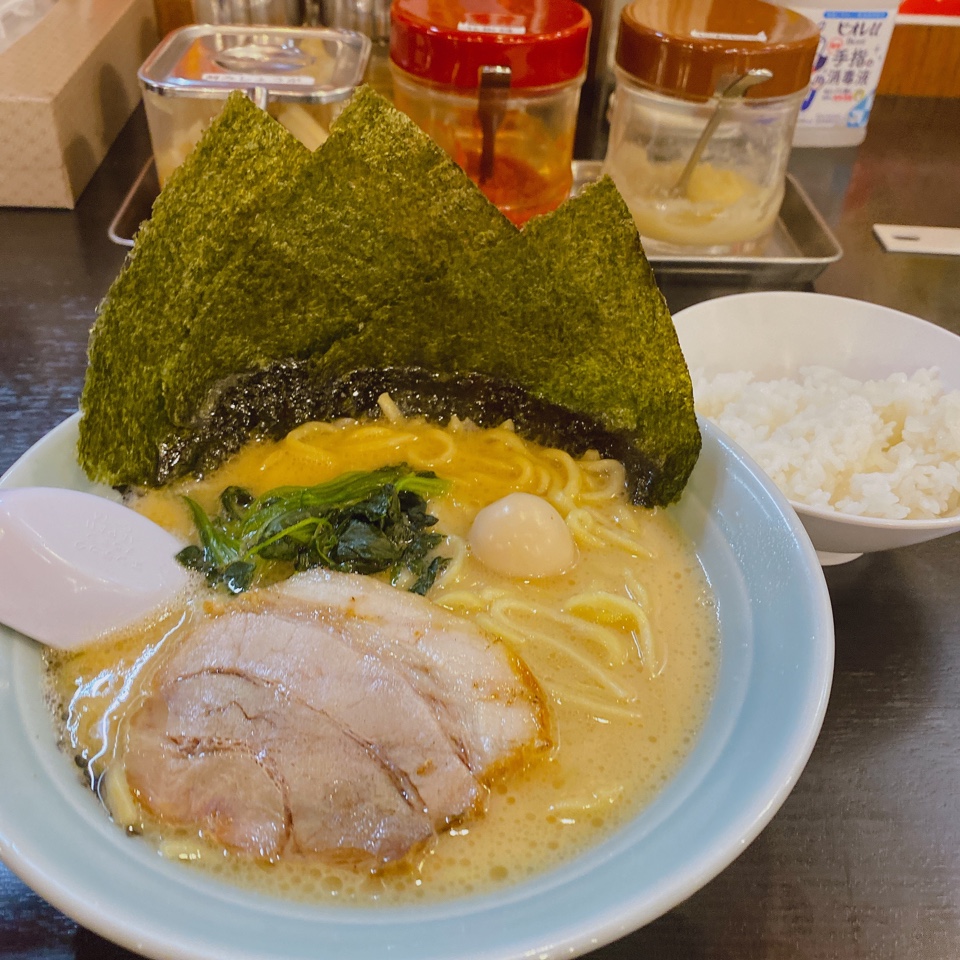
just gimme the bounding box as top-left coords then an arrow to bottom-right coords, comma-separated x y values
273,569 -> 547,772
122,570 -> 547,865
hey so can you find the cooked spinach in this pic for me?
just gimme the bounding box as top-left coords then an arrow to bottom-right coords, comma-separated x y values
176,464 -> 450,595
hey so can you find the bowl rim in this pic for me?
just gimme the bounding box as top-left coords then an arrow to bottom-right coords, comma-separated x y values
787,498 -> 960,530
673,288 -> 960,336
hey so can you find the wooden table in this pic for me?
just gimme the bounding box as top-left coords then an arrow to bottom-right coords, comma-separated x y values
2,94 -> 959,959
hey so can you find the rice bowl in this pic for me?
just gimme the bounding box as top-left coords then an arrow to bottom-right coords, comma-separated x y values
673,291 -> 960,563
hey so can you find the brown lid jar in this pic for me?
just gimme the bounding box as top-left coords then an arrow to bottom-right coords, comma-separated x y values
615,0 -> 819,102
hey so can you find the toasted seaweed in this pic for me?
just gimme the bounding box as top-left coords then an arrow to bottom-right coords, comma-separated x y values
153,364 -> 661,502
311,177 -> 699,505
78,87 -> 700,506
78,92 -> 311,486
159,85 -> 517,430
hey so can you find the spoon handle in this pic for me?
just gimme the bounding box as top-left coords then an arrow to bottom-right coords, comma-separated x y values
670,69 -> 773,198
478,66 -> 511,185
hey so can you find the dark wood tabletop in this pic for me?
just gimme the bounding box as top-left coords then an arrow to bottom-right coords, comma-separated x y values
1,94 -> 959,960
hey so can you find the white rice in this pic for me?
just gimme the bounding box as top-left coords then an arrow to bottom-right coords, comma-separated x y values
693,365 -> 960,521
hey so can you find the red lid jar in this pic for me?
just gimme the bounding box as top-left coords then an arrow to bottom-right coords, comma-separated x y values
389,0 -> 591,225
390,0 -> 591,89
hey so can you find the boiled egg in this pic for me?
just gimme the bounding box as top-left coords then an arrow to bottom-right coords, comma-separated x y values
468,492 -> 577,579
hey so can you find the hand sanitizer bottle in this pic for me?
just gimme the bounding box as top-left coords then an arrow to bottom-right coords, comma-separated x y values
773,0 -> 900,146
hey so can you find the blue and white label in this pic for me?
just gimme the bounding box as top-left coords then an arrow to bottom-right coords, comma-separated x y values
788,5 -> 897,131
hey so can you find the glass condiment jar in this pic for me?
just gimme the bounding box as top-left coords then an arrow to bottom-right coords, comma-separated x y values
138,25 -> 371,187
602,0 -> 819,255
389,0 -> 591,226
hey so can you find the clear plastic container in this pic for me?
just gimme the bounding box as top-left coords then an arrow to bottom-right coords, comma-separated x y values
602,0 -> 820,255
138,25 -> 370,186
388,0 -> 591,226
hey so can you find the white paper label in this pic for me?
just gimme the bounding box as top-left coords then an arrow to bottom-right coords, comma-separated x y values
787,7 -> 897,131
457,14 -> 526,35
690,29 -> 769,42
202,72 -> 316,85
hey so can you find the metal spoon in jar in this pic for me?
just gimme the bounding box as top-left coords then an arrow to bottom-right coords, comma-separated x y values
0,487 -> 191,651
478,65 -> 512,185
669,69 -> 774,198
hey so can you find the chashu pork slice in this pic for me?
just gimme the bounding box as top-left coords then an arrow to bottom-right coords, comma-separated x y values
126,672 -> 434,862
122,570 -> 548,865
273,569 -> 548,773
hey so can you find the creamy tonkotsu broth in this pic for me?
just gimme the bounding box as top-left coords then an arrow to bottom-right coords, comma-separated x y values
46,407 -> 718,905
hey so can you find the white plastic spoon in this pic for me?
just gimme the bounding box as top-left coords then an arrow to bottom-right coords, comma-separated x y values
0,487 -> 192,650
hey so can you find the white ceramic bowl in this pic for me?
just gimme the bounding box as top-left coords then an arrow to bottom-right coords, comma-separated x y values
673,291 -> 960,565
0,414 -> 833,960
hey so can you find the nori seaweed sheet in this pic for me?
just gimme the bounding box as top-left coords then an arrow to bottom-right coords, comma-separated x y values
311,177 -> 699,505
160,85 -> 516,429
78,92 -> 311,486
154,365 -> 662,503
77,87 -> 700,506
159,181 -> 698,505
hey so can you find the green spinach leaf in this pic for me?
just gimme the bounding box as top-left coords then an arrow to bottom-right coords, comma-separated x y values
176,464 -> 450,595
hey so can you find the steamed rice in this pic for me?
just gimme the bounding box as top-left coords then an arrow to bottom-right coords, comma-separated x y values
693,366 -> 960,521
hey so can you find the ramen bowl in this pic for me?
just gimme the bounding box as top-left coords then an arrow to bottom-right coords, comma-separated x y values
0,413 -> 832,960
674,291 -> 960,565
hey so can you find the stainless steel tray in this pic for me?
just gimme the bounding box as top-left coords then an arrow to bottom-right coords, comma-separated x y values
572,160 -> 842,285
109,158 -> 842,286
